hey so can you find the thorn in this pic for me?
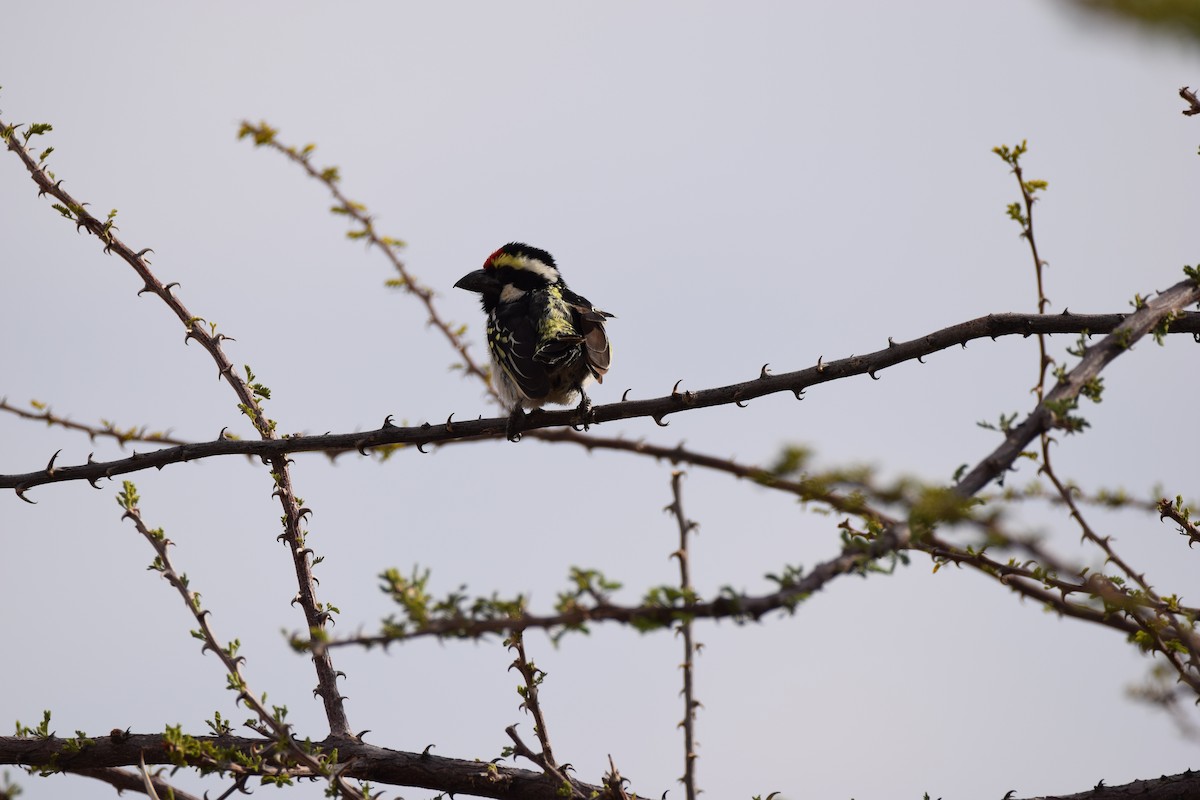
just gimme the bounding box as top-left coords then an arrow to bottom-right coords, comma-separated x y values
759,363 -> 771,379
652,414 -> 670,427
219,427 -> 230,440
137,283 -> 156,297
816,355 -> 825,373
793,388 -> 805,400
868,369 -> 880,380
15,484 -> 36,504
421,744 -> 436,757
135,248 -> 155,260
45,448 -> 62,475
416,442 -> 429,453
917,354 -> 925,364
381,415 -> 396,428
445,413 -> 455,432
621,388 -> 632,402
356,440 -> 371,456
887,336 -> 897,348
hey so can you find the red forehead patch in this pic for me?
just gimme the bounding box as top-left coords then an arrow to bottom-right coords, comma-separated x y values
484,247 -> 506,270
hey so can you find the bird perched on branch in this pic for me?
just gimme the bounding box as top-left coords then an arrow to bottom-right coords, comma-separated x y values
455,242 -> 613,441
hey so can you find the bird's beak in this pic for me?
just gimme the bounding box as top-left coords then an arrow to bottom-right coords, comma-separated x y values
454,268 -> 500,294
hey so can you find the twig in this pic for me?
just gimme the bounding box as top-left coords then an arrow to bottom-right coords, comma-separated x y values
0,398 -> 189,448
1157,496 -> 1200,546
506,630 -> 582,798
503,725 -> 583,799
238,122 -> 497,397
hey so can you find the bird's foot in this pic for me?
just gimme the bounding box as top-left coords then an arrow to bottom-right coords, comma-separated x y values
506,407 -> 527,442
573,391 -> 593,432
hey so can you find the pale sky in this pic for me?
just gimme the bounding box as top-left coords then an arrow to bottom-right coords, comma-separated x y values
2,3 -> 1199,799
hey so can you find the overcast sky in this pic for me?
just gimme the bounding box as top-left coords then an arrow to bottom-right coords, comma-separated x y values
3,3 -> 1200,799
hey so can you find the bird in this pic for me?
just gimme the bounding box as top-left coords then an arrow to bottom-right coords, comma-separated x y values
455,242 -> 613,440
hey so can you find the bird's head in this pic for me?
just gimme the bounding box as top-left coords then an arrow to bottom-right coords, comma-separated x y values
455,242 -> 562,311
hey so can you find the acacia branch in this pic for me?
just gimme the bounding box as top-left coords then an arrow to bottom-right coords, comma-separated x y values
6,309 -> 1199,495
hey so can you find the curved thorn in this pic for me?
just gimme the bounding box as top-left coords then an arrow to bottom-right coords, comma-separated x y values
652,414 -> 670,427
917,354 -> 925,364
381,414 -> 396,428
417,442 -> 429,453
421,744 -> 436,757
445,413 -> 455,432
621,388 -> 632,401
136,248 -> 156,260
869,369 -> 880,380
137,283 -> 156,297
736,399 -> 749,408
45,448 -> 62,474
816,355 -> 825,373
887,336 -> 897,348
15,485 -> 36,504
218,427 -> 230,440
356,440 -> 371,456
759,363 -> 771,379
793,388 -> 805,400
671,379 -> 684,396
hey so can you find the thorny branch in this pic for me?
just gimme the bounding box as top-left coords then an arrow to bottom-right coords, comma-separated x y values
666,472 -> 699,800
0,115 -> 353,739
5,309 -> 1200,494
